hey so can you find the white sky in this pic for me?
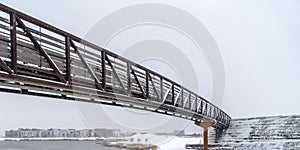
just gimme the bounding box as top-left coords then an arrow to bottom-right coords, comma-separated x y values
0,0 -> 300,136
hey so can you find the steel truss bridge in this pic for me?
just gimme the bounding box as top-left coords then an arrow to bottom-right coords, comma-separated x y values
0,4 -> 231,129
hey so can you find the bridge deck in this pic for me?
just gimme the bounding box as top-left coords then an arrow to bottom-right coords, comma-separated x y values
0,3 -> 231,129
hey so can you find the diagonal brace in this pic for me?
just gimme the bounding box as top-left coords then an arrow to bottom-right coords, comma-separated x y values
70,40 -> 103,91
148,74 -> 160,99
105,55 -> 126,91
190,96 -> 196,110
16,17 -> 66,83
162,84 -> 172,103
182,93 -> 190,109
174,89 -> 182,106
0,58 -> 13,74
196,98 -> 202,113
131,68 -> 146,98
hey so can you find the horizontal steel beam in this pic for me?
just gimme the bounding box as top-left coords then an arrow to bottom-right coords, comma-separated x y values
0,3 -> 231,128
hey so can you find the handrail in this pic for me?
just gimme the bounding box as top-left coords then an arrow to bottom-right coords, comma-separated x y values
0,3 -> 231,128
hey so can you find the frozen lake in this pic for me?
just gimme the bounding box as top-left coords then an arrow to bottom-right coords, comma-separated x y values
0,141 -> 125,150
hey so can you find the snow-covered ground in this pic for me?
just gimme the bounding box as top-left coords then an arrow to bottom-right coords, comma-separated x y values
111,133 -> 202,150
208,115 -> 300,149
159,136 -> 201,150
1,134 -> 202,150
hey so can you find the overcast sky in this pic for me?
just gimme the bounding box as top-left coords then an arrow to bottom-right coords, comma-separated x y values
0,0 -> 300,136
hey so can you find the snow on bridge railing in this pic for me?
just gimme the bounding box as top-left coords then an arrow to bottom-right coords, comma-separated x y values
0,3 -> 231,128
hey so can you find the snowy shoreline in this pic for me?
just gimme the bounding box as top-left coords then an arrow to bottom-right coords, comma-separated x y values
0,134 -> 203,150
100,133 -> 202,150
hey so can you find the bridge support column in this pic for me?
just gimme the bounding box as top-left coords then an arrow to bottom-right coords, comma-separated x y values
195,120 -> 217,150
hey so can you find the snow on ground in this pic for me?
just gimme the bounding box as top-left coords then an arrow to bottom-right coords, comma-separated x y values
1,134 -> 203,150
159,136 -> 201,150
112,133 -> 202,150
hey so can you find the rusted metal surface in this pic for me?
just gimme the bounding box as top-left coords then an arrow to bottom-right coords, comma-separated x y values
15,16 -> 66,83
0,3 -> 231,129
9,13 -> 17,73
105,54 -> 126,91
131,68 -> 146,99
65,36 -> 71,83
0,57 -> 12,73
195,120 -> 218,150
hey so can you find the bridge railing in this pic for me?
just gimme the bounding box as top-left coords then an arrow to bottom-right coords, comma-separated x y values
0,4 -> 231,128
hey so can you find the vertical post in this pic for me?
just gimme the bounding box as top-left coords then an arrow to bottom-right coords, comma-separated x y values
146,70 -> 149,99
199,98 -> 203,114
209,106 -> 212,117
188,93 -> 191,110
195,120 -> 217,150
10,13 -> 17,73
171,84 -> 175,105
101,50 -> 106,90
205,103 -> 208,116
194,97 -> 197,112
211,107 -> 213,118
220,112 -> 224,124
160,76 -> 163,102
216,109 -> 220,121
203,127 -> 208,150
127,63 -> 131,95
208,105 -> 211,117
181,88 -> 184,107
213,108 -> 216,119
65,36 -> 71,83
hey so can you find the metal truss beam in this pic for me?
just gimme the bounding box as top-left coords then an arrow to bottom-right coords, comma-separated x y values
131,68 -> 146,98
70,40 -> 103,91
16,16 -> 66,83
0,3 -> 231,129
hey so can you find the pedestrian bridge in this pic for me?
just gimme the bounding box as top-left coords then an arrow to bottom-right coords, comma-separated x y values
0,4 -> 231,129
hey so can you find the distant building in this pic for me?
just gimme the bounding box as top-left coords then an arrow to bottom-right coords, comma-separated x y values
46,129 -> 54,137
53,129 -> 62,137
4,128 -> 121,138
94,128 -> 120,137
11,128 -> 40,138
66,129 -> 80,137
38,129 -> 47,137
79,129 -> 92,137
21,129 -> 32,138
47,129 -> 69,137
5,130 -> 20,138
30,128 -> 39,137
